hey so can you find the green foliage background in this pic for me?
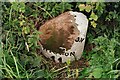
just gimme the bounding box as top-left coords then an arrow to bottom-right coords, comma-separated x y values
1,2 -> 120,79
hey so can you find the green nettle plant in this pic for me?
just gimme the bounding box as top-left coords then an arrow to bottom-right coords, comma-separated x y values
78,2 -> 120,78
1,2 -> 120,79
78,2 -> 105,28
2,2 -> 43,78
1,2 -> 73,79
78,2 -> 119,28
90,36 -> 119,78
80,34 -> 120,78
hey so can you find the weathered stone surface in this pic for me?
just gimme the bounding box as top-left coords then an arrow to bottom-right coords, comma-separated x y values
39,11 -> 88,63
39,12 -> 80,54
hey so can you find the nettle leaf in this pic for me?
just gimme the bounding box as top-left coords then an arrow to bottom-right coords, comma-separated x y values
95,3 -> 100,10
66,59 -> 71,65
19,3 -> 25,13
92,68 -> 103,78
32,56 -> 41,67
28,37 -> 33,43
33,70 -> 45,78
91,21 -> 97,28
22,26 -> 30,34
89,11 -> 98,21
85,5 -> 93,12
20,20 -> 25,26
11,3 -> 25,13
11,2 -> 19,12
79,4 -> 85,11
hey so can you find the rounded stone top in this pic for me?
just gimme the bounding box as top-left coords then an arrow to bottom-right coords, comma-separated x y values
39,11 -> 88,63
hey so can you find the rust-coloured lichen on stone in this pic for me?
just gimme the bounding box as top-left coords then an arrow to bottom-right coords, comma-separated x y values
39,12 -> 80,54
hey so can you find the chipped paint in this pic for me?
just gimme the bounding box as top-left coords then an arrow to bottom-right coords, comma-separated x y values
39,11 -> 88,63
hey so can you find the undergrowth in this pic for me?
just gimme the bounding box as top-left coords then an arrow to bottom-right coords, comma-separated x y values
0,2 -> 120,79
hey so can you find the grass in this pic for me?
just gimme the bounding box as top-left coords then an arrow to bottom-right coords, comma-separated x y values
1,2 -> 120,79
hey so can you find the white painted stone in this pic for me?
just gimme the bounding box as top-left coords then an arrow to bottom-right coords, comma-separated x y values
40,11 -> 88,63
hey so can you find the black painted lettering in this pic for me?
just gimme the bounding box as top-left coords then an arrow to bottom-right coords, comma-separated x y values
65,52 -> 69,56
80,38 -> 84,42
70,52 -> 75,56
75,37 -> 80,42
75,37 -> 85,43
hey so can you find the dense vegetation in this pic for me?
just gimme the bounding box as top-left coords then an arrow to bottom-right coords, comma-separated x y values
1,2 -> 120,79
